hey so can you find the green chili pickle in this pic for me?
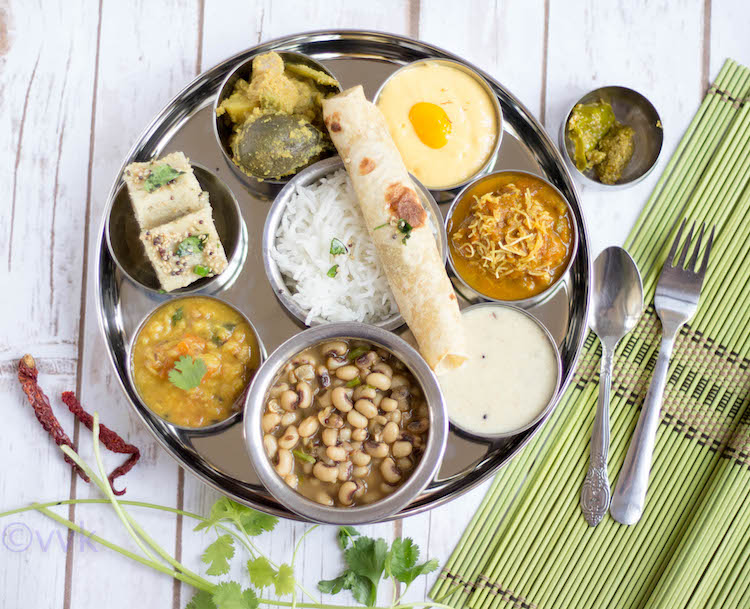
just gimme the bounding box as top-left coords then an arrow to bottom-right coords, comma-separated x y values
595,124 -> 636,184
567,101 -> 616,171
567,100 -> 636,184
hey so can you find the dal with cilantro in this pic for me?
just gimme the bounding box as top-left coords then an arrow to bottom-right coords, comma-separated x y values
132,297 -> 261,428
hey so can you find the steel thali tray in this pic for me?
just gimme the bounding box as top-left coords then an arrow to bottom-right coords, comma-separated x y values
95,30 -> 591,520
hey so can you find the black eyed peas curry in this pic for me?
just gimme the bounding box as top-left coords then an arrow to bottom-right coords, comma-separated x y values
262,339 -> 430,507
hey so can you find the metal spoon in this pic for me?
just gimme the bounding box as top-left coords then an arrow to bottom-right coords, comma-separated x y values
581,246 -> 643,526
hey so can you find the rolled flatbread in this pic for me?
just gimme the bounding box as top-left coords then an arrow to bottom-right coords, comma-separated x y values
322,86 -> 467,373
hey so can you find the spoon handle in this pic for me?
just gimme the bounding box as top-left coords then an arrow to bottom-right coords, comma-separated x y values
581,344 -> 613,526
611,334 -> 676,525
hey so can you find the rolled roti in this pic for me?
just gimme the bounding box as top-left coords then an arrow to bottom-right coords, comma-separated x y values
323,86 -> 467,373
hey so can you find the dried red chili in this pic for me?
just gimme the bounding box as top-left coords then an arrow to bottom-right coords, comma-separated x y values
17,354 -> 141,496
17,354 -> 89,483
62,392 -> 140,496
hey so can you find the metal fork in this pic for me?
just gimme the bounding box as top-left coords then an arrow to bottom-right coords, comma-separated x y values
610,220 -> 715,525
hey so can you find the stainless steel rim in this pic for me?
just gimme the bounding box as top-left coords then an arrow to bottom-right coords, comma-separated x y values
372,57 -> 504,193
262,155 -> 448,332
444,169 -> 580,309
94,29 -> 593,521
243,322 -> 448,524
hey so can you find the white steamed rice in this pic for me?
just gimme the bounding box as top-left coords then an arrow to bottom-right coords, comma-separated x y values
271,169 -> 399,325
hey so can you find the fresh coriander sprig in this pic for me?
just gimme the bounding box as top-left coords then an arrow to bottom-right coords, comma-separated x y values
169,355 -> 207,390
1,414 -> 453,609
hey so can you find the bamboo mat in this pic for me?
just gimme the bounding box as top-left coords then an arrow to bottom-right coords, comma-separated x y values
430,59 -> 750,609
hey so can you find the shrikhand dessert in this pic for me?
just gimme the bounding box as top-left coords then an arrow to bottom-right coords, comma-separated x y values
376,61 -> 498,189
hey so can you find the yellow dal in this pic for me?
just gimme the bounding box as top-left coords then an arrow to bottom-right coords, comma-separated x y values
132,297 -> 260,428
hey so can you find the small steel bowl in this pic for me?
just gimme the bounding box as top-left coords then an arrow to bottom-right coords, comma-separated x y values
263,156 -> 448,331
243,322 -> 448,524
127,295 -> 266,434
442,302 -> 562,440
559,85 -> 664,190
106,162 -> 247,295
213,51 -> 342,200
445,169 -> 579,308
372,58 -> 503,197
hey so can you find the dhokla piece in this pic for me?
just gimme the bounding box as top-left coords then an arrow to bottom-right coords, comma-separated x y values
124,152 -> 207,230
140,205 -> 228,292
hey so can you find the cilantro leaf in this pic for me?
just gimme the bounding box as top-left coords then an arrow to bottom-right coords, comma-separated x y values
274,563 -> 295,596
194,498 -> 277,536
330,238 -> 349,256
397,218 -> 413,244
143,164 -> 184,192
385,537 -> 418,579
175,234 -> 207,257
345,377 -> 361,388
338,526 -> 360,550
386,538 -> 438,586
240,588 -> 259,609
247,556 -> 276,589
186,590 -> 217,609
212,582 -> 258,609
168,356 -> 207,390
327,264 -> 339,278
347,573 -> 374,606
194,265 -> 211,277
201,534 -> 234,576
237,510 -> 278,537
345,537 -> 388,606
318,570 -> 372,606
171,307 -> 183,325
318,573 -> 350,595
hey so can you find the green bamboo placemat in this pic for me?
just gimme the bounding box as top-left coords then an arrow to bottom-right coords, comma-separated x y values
431,58 -> 750,609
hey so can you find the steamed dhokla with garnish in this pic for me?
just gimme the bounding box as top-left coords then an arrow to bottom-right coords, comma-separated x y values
124,152 -> 207,230
140,206 -> 228,292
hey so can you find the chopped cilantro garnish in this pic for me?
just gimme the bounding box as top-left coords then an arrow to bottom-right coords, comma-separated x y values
345,377 -> 361,388
397,219 -> 413,244
171,307 -> 183,325
143,164 -> 184,192
175,234 -> 208,257
194,265 -> 211,277
168,355 -> 207,390
330,238 -> 348,256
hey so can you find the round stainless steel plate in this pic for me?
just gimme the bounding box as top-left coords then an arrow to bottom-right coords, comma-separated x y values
95,30 -> 591,521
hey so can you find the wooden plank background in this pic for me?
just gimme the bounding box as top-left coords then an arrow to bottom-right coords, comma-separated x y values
1,1 -> 747,607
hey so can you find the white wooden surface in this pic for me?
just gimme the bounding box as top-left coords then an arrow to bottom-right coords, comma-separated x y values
1,1 -> 748,607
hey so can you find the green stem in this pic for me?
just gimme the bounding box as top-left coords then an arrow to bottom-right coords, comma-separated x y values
61,443 -> 159,565
32,504 -> 213,594
291,525 -> 321,605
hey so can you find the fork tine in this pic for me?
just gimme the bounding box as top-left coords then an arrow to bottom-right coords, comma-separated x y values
698,225 -> 715,277
667,219 -> 687,266
687,223 -> 705,271
677,221 -> 695,268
